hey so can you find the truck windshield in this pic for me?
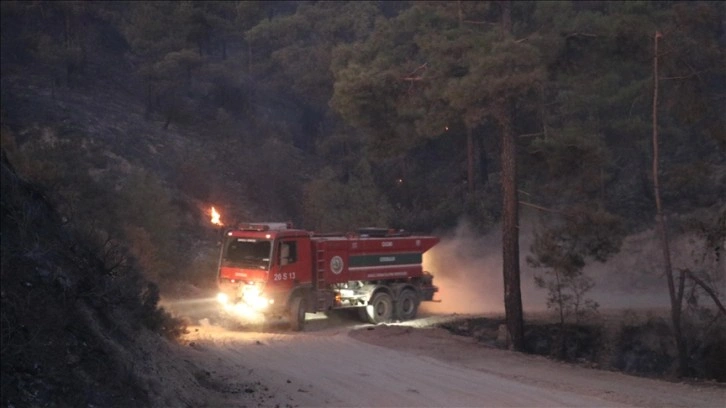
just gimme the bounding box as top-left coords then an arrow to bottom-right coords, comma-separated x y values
223,238 -> 272,270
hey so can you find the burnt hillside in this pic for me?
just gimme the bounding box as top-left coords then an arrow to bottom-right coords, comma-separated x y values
1,151 -> 211,407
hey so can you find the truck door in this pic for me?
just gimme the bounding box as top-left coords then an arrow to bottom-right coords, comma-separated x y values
275,238 -> 312,287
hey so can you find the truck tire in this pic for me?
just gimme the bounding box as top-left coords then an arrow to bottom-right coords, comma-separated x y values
289,296 -> 306,331
395,289 -> 419,321
364,292 -> 393,324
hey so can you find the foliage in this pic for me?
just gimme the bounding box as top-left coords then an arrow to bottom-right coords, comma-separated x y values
1,149 -> 186,407
529,208 -> 626,325
4,0 -> 722,237
677,206 -> 726,348
114,168 -> 182,281
247,1 -> 380,108
303,160 -> 394,232
1,121 -> 197,288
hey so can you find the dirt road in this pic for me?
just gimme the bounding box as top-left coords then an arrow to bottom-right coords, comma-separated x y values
178,312 -> 725,408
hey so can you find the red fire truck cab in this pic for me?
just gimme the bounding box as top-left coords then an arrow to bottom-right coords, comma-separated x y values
216,222 -> 439,330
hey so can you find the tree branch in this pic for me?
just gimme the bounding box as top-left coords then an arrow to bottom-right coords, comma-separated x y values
660,70 -> 709,81
683,269 -> 726,316
519,131 -> 544,138
565,32 -> 598,39
402,62 -> 428,82
462,19 -> 497,26
519,201 -> 566,215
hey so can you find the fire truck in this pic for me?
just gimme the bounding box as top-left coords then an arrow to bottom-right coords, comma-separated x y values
215,222 -> 439,330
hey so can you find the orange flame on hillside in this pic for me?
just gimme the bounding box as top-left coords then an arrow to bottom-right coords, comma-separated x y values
210,206 -> 223,226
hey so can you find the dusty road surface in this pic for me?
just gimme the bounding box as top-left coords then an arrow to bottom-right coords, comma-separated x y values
178,312 -> 725,408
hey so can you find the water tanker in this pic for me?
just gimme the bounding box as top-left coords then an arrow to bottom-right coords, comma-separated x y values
216,223 -> 439,330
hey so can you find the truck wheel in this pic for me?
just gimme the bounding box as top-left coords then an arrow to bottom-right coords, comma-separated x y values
289,296 -> 306,331
365,292 -> 393,324
395,290 -> 419,321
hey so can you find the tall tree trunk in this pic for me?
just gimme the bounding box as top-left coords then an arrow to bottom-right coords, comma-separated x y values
248,42 -> 252,74
652,31 -> 687,377
460,4 -> 474,196
496,0 -> 524,352
499,102 -> 525,351
467,126 -> 475,195
500,0 -> 512,34
478,137 -> 489,187
457,0 -> 463,28
145,83 -> 153,119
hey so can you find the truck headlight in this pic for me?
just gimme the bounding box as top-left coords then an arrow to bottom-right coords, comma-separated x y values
245,291 -> 270,310
216,292 -> 229,305
242,285 -> 270,310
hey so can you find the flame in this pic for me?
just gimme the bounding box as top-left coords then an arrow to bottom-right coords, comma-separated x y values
210,206 -> 223,226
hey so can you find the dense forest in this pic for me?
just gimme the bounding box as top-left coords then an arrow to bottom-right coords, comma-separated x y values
1,0 -> 725,397
2,1 -> 724,228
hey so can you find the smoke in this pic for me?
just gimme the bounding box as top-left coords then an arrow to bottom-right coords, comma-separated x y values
421,219 -> 546,315
584,227 -> 725,311
420,216 -> 724,317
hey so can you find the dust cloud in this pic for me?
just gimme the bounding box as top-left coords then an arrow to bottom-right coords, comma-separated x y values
160,295 -> 224,324
421,220 -> 547,315
585,227 -> 725,311
420,217 -> 723,317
